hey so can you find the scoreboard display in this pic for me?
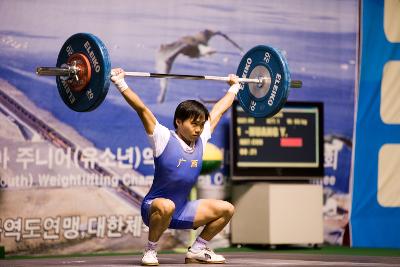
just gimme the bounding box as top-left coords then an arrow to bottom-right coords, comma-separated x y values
230,101 -> 324,180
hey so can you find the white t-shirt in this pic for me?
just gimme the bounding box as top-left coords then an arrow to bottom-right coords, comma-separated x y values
148,120 -> 212,158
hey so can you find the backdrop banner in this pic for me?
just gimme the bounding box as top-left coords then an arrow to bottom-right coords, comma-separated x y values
0,0 -> 357,255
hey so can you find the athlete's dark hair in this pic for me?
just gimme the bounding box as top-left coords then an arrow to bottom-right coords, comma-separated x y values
173,100 -> 209,129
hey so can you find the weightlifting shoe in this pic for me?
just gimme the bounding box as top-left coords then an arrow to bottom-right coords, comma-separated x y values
141,248 -> 159,266
185,247 -> 225,264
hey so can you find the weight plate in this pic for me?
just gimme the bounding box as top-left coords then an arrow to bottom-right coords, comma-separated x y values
56,33 -> 111,112
236,45 -> 291,118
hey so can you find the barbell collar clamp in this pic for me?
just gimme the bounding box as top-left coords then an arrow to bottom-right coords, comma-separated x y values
36,65 -> 79,77
290,80 -> 302,88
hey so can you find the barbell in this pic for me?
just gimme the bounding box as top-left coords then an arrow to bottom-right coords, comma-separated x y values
36,33 -> 302,117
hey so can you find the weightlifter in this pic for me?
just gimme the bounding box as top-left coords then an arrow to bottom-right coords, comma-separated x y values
111,68 -> 238,265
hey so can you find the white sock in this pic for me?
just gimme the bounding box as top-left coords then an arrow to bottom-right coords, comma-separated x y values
191,236 -> 208,252
146,240 -> 158,251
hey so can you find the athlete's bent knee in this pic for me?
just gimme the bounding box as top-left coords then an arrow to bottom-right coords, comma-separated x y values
222,201 -> 235,217
152,198 -> 176,217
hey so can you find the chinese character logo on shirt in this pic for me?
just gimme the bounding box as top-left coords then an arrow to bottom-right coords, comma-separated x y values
190,160 -> 198,168
176,158 -> 187,167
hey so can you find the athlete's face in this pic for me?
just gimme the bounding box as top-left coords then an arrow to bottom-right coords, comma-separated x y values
175,114 -> 206,145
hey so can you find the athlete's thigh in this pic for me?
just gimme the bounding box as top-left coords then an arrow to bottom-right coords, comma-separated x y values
192,199 -> 230,228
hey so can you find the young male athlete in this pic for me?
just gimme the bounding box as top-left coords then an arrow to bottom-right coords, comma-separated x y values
111,68 -> 239,265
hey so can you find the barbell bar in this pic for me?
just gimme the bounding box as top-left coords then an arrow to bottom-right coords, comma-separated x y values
35,33 -> 302,117
36,67 -> 270,84
37,67 -> 303,88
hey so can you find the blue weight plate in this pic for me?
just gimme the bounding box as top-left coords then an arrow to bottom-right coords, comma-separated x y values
56,33 -> 111,112
274,49 -> 291,115
236,45 -> 290,118
82,33 -> 112,112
